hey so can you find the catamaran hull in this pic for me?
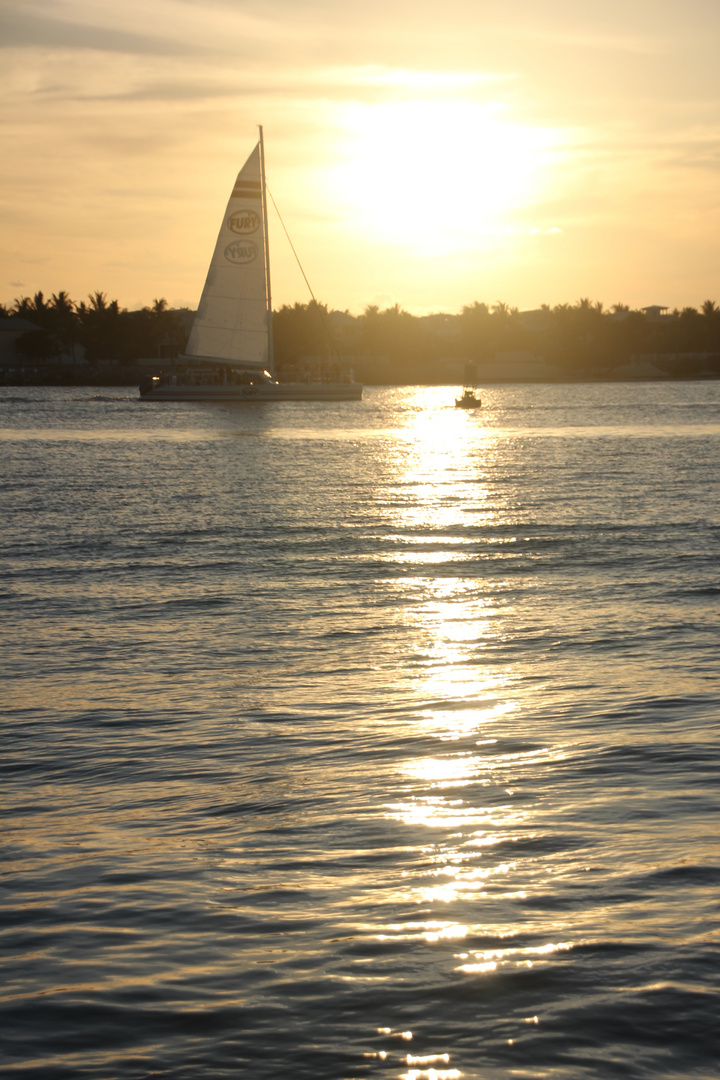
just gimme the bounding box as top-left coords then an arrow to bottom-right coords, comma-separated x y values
139,382 -> 363,402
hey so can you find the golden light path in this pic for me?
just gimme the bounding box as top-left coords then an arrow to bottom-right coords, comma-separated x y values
372,392 -> 572,1057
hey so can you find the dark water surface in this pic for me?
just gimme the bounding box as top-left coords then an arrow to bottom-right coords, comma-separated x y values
1,383 -> 719,1079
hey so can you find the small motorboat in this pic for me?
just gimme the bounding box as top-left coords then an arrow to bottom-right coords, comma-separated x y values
455,387 -> 481,409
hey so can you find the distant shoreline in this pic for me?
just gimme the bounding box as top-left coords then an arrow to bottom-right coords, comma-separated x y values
2,367 -> 719,389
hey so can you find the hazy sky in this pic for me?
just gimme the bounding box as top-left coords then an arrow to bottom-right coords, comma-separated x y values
2,0 -> 719,313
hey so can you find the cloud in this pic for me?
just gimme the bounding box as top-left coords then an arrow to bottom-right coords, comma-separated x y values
327,66 -> 512,90
504,24 -> 668,56
0,5 -> 192,55
0,0 -> 314,59
669,148 -> 720,172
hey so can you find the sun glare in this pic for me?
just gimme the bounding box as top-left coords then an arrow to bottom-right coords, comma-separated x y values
327,94 -> 562,254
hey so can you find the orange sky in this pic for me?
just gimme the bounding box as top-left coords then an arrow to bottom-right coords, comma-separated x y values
2,0 -> 719,314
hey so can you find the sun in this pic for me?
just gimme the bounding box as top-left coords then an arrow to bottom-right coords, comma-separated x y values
326,94 -> 563,255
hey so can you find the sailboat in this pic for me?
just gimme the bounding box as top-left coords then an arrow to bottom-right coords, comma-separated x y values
139,128 -> 362,402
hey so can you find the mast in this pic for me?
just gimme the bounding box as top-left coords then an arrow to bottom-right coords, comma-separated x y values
258,125 -> 274,377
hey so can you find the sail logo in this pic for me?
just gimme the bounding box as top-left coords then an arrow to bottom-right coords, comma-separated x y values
224,240 -> 258,265
227,209 -> 261,235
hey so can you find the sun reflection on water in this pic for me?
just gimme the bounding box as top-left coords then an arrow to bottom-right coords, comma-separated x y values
373,388 -> 573,999
401,1070 -> 462,1080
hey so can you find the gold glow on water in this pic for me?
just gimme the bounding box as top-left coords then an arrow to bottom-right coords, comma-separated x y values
367,389 -> 583,993
400,1069 -> 462,1080
456,940 -> 573,973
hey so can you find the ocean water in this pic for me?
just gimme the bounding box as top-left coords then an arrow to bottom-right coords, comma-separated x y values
1,382 -> 719,1080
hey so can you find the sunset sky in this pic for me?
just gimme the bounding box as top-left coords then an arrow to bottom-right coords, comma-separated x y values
2,0 -> 719,314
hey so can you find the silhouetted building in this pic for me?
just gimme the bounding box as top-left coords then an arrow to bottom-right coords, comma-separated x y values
0,317 -> 40,365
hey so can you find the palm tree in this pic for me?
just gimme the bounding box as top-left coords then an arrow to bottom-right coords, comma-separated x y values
13,291 -> 51,325
49,291 -> 78,360
462,301 -> 490,317
77,292 -> 124,360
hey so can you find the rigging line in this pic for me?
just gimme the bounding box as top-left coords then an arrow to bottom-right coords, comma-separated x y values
266,186 -> 317,303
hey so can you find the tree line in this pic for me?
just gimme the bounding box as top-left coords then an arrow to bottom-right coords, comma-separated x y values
2,292 -> 189,364
274,297 -> 720,381
3,291 -> 720,381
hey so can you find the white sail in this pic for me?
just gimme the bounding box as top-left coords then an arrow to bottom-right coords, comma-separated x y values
185,144 -> 269,369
